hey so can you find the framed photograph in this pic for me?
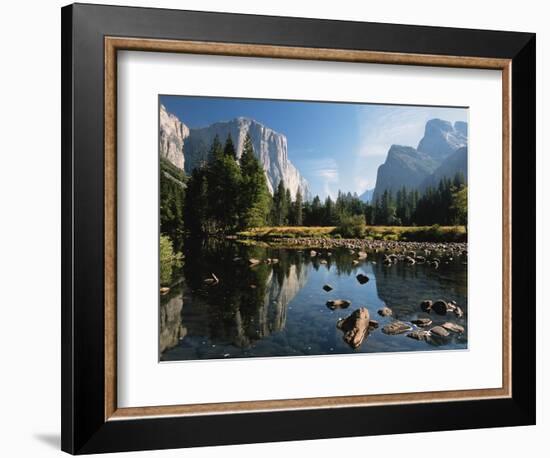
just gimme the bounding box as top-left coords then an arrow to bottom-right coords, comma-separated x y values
61,3 -> 536,454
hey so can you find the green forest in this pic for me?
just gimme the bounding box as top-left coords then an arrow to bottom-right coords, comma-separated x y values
159,134 -> 467,284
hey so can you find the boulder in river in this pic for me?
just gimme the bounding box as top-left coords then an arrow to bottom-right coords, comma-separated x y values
356,273 -> 370,284
322,284 -> 333,292
430,326 -> 450,337
352,260 -> 360,266
310,250 -> 317,257
405,256 -> 416,265
420,300 -> 433,312
453,305 -> 464,318
382,321 -> 412,335
337,307 -> 370,349
407,330 -> 431,341
160,287 -> 170,295
442,322 -> 465,333
368,319 -> 379,329
357,251 -> 368,259
431,300 -> 449,315
248,258 -> 261,266
326,299 -> 352,310
377,306 -> 393,317
411,318 -> 432,327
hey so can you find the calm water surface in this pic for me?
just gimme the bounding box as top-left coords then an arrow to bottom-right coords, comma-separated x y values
160,240 -> 467,361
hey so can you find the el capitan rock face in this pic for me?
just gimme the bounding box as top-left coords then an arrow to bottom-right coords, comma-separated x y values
159,104 -> 190,170
372,119 -> 468,200
184,117 -> 310,200
159,106 -> 310,200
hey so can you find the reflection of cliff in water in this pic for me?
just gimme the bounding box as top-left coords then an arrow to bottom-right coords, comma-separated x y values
159,292 -> 187,353
166,241 -> 309,351
372,260 -> 467,318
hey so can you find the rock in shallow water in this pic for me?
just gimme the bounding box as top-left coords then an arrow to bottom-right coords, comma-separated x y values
382,321 -> 412,335
442,322 -> 465,333
322,284 -> 333,292
377,306 -> 393,317
430,326 -> 450,337
420,300 -> 433,312
407,330 -> 431,341
356,273 -> 369,284
431,300 -> 449,315
326,299 -> 351,310
368,320 -> 379,329
337,307 -> 370,349
411,318 -> 432,327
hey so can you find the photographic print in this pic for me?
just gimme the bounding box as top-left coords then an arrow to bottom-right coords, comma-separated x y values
159,95 -> 468,361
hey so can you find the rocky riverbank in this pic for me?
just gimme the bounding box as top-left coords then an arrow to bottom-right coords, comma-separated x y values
235,236 -> 468,259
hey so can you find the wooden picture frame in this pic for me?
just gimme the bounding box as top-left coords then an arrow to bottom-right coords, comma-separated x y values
62,3 -> 535,454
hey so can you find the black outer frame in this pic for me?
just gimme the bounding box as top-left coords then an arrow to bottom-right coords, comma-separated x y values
61,3 -> 536,454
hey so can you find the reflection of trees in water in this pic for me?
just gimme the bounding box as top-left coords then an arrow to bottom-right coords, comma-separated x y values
179,239 -> 308,348
372,259 -> 467,317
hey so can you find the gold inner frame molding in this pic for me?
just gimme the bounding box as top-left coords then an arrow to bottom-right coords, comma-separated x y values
104,36 -> 512,421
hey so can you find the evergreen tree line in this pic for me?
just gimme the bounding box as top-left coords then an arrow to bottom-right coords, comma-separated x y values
369,172 -> 467,226
183,133 -> 271,235
161,134 -> 468,239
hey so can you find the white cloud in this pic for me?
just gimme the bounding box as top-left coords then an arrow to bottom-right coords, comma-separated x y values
298,158 -> 339,199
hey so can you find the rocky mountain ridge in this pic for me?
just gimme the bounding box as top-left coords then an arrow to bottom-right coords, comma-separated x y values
372,118 -> 468,200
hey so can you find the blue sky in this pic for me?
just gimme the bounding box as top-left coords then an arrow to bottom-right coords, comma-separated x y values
160,95 -> 468,199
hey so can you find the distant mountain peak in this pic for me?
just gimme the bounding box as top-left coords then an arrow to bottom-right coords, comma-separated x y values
417,118 -> 467,160
372,118 -> 468,200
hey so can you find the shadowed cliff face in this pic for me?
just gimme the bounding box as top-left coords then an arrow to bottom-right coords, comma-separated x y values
373,118 -> 468,200
417,119 -> 468,161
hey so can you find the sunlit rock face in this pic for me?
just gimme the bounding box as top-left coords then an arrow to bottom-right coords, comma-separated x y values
159,104 -> 189,170
159,294 -> 187,353
159,105 -> 310,200
185,117 -> 310,200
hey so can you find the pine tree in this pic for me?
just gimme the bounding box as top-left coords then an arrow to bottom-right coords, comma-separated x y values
207,135 -> 241,232
183,166 -> 209,235
272,181 -> 288,226
223,134 -> 237,159
239,134 -> 271,228
293,189 -> 303,225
